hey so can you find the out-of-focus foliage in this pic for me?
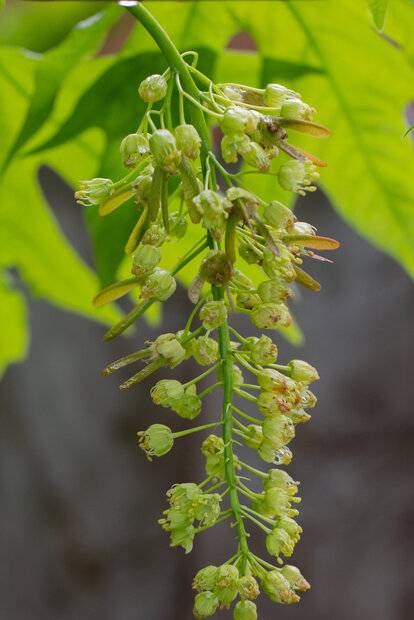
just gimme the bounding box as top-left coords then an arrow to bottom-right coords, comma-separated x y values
0,0 -> 413,375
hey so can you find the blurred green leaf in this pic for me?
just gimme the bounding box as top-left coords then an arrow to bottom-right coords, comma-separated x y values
0,273 -> 28,379
367,0 -> 389,29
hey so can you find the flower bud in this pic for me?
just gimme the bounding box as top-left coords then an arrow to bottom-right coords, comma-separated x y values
257,280 -> 292,304
281,565 -> 310,592
75,178 -> 114,206
193,591 -> 219,619
168,211 -> 187,238
202,434 -> 225,480
243,335 -> 278,366
151,379 -> 185,407
288,359 -> 319,383
193,566 -> 219,592
289,408 -> 311,424
232,364 -> 244,387
131,244 -> 161,279
301,389 -> 317,409
251,303 -> 292,329
120,133 -> 149,167
154,333 -> 186,366
278,159 -> 319,195
149,129 -> 181,173
191,336 -> 219,366
138,73 -> 168,103
263,83 -> 298,108
263,201 -> 295,229
238,575 -> 260,600
193,190 -> 230,241
134,172 -> 153,204
240,141 -> 270,172
258,391 -> 285,417
175,123 -> 201,160
266,527 -> 295,558
142,223 -> 167,246
262,570 -> 299,604
257,369 -> 294,393
262,416 -> 295,449
280,97 -> 314,120
214,564 -> 239,607
289,221 -> 316,236
141,268 -> 176,301
264,469 -> 299,494
236,291 -> 260,310
138,424 -> 174,459
221,106 -> 251,134
234,600 -> 257,620
258,440 -> 278,463
200,251 -> 234,286
244,424 -> 263,449
172,385 -> 202,420
221,132 -> 250,164
200,300 -> 228,330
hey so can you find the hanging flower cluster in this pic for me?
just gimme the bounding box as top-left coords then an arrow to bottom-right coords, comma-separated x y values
76,47 -> 339,619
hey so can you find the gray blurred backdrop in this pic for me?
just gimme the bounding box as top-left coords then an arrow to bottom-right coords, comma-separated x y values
1,165 -> 414,620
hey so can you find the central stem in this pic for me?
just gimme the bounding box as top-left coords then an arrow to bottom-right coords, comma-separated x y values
126,1 -> 250,569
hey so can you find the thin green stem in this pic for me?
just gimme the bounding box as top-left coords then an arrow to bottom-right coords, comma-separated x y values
173,421 -> 222,439
232,405 -> 261,425
183,362 -> 220,388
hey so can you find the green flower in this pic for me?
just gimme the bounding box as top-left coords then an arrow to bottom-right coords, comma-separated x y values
200,300 -> 228,330
238,575 -> 260,600
75,177 -> 113,206
191,336 -> 219,366
149,129 -> 181,173
280,97 -> 314,120
244,425 -> 263,450
131,244 -> 161,279
168,211 -> 188,238
301,388 -> 317,408
193,591 -> 219,619
266,526 -> 295,558
264,469 -> 299,496
243,335 -> 278,366
150,379 -> 185,407
262,416 -> 295,449
281,565 -> 310,592
193,190 -> 230,241
240,141 -> 270,172
233,600 -> 257,620
221,132 -> 250,164
263,200 -> 295,229
193,565 -> 219,592
138,73 -> 168,102
262,570 -> 299,604
138,424 -> 174,459
251,303 -> 292,329
214,564 -> 240,607
172,385 -> 202,419
142,223 -> 167,247
257,369 -> 294,394
141,269 -> 177,301
278,159 -> 319,195
154,333 -> 186,366
257,280 -> 292,304
263,83 -> 298,108
236,291 -> 260,310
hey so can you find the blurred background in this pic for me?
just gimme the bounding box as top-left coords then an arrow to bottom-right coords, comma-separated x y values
1,2 -> 414,620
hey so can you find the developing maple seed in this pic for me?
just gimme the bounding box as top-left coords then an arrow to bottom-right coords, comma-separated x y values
75,4 -> 340,618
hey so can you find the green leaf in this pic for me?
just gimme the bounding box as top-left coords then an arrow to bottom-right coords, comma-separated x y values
0,272 -> 29,379
367,0 -> 389,30
2,7 -> 118,171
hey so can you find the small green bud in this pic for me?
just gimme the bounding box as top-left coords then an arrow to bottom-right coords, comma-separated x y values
141,268 -> 177,301
168,211 -> 187,238
236,291 -> 260,310
142,223 -> 167,246
263,83 -> 298,108
251,303 -> 292,329
244,424 -> 263,449
280,97 -> 315,120
75,177 -> 114,206
221,106 -> 259,135
262,570 -> 299,604
194,492 -> 222,527
175,123 -> 201,160
240,141 -> 270,172
262,416 -> 295,449
301,389 -> 317,409
234,600 -> 257,620
154,333 -> 186,366
138,73 -> 168,103
258,391 -> 285,417
193,190 -> 230,241
263,201 -> 295,229
288,359 -> 319,383
281,565 -> 310,592
131,244 -> 161,279
138,424 -> 174,459
191,336 -> 219,366
172,385 -> 202,420
214,564 -> 239,607
278,159 -> 319,195
264,469 -> 299,495
257,369 -> 295,394
278,516 -> 303,541
200,251 -> 234,286
238,575 -> 260,600
200,300 -> 228,330
201,434 -> 225,480
266,527 -> 295,558
150,379 -> 184,407
120,133 -> 149,167
257,280 -> 291,304
193,591 -> 219,619
245,335 -> 278,366
221,132 -> 250,164
149,129 -> 181,173
193,566 -> 219,592
133,172 -> 153,204
261,488 -> 300,519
